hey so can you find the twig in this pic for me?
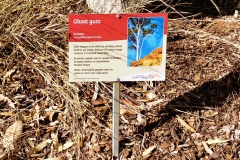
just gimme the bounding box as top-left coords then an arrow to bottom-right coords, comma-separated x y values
209,0 -> 221,15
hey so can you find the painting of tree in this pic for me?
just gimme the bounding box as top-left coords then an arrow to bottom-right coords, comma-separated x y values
127,17 -> 164,66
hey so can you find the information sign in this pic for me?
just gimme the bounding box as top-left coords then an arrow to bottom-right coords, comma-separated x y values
69,13 -> 168,82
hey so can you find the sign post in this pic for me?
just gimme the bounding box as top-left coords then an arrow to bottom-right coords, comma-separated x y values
112,79 -> 120,158
68,13 -> 168,159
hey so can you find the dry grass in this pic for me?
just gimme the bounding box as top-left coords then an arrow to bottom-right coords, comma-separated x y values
0,0 -> 160,159
0,0 -> 94,159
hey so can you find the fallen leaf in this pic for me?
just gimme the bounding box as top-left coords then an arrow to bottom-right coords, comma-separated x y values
202,141 -> 213,155
142,145 -> 156,157
58,141 -> 74,152
206,139 -> 230,145
176,115 -> 196,132
3,120 -> 23,150
29,139 -> 52,155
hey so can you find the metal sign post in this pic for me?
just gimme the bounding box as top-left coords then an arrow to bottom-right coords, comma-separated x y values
112,14 -> 122,159
112,79 -> 120,159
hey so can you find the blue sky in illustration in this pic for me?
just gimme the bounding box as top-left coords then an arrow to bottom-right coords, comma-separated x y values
127,17 -> 164,66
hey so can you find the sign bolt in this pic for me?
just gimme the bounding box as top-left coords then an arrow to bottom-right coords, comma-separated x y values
116,14 -> 121,18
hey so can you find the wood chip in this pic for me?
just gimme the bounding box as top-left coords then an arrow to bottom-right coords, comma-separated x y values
176,115 -> 196,132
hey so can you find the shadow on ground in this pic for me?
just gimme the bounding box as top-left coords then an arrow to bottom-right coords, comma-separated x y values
119,69 -> 239,148
144,70 -> 239,132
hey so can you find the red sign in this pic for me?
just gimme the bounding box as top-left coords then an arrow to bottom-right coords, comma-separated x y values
69,13 -> 168,42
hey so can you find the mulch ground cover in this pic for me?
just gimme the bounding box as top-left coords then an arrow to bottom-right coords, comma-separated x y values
0,0 -> 239,159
